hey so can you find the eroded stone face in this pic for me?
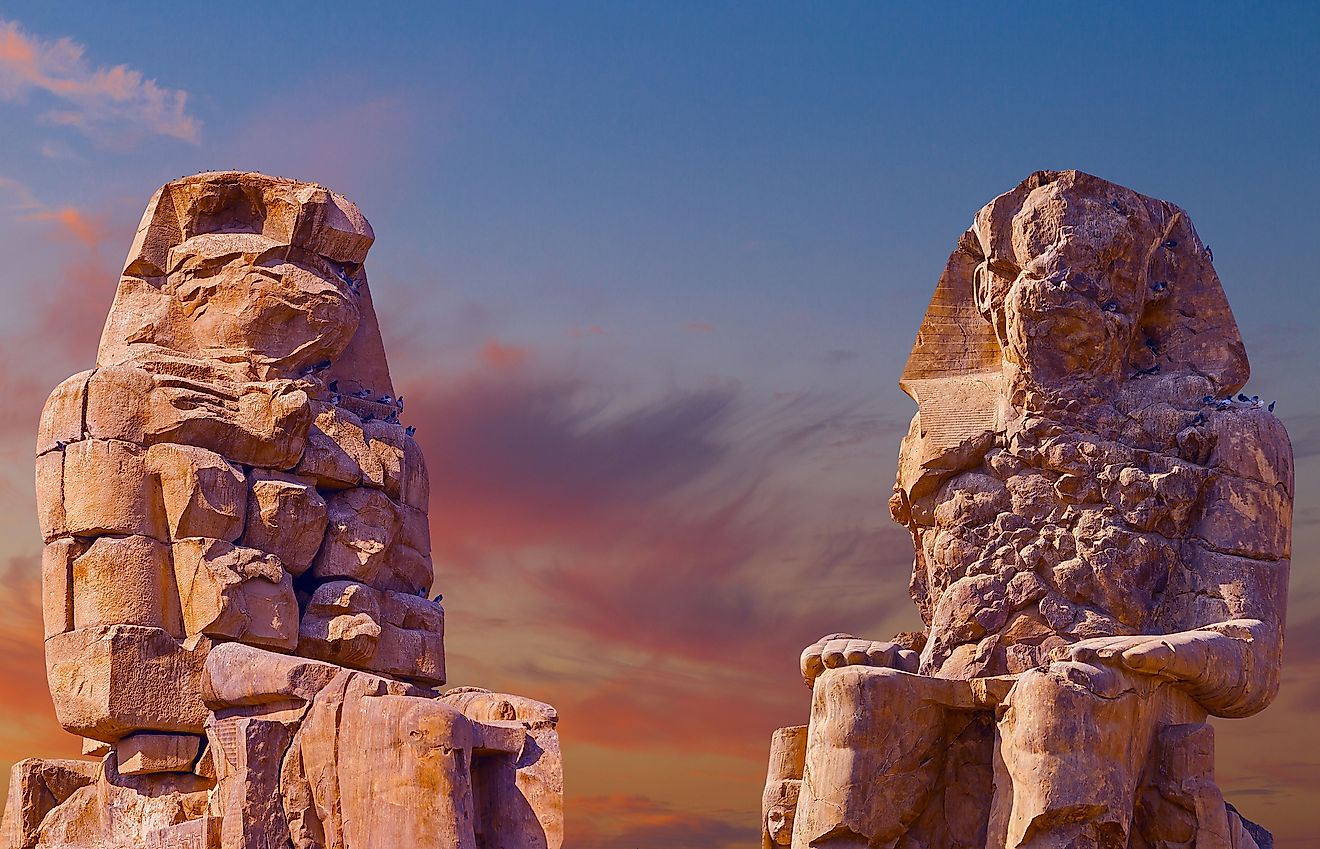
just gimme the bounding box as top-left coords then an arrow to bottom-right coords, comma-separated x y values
11,171 -> 563,849
773,171 -> 1288,849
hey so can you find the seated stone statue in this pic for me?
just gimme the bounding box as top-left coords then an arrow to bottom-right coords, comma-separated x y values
4,172 -> 562,849
764,171 -> 1290,849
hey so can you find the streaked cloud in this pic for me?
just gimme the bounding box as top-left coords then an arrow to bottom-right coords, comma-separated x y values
0,17 -> 199,146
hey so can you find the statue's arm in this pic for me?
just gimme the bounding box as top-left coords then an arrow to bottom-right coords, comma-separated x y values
1067,406 -> 1292,718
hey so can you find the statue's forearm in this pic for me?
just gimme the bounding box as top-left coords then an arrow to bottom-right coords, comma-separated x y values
1183,619 -> 1282,718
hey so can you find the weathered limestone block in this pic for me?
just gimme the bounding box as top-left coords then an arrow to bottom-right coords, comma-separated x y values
295,402 -> 367,489
73,534 -> 180,634
148,443 -> 247,542
207,714 -> 299,849
241,470 -> 327,576
298,581 -> 445,685
84,365 -> 311,471
0,758 -> 97,849
173,538 -> 299,651
309,487 -> 401,586
33,754 -> 211,849
401,432 -> 430,511
57,439 -> 167,541
46,625 -> 210,742
118,732 -> 204,775
40,538 -> 83,638
35,370 -> 92,456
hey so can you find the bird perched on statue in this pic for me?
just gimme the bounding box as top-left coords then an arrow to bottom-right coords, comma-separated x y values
396,395 -> 405,411
353,388 -> 372,398
406,425 -> 417,437
380,394 -> 393,405
1269,401 -> 1277,412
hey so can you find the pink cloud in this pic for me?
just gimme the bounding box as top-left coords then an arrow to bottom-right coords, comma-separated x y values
0,17 -> 199,146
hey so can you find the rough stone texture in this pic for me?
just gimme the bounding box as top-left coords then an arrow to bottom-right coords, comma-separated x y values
6,172 -> 562,849
769,171 -> 1287,849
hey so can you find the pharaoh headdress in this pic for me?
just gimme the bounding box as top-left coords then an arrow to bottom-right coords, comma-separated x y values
899,170 -> 1248,484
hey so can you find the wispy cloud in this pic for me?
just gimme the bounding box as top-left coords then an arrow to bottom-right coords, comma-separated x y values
0,17 -> 199,146
570,794 -> 748,849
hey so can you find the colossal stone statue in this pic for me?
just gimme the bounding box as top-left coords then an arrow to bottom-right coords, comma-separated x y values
764,171 -> 1289,849
2,172 -> 563,849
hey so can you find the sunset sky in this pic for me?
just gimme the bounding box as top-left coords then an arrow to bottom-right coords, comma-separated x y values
1,4 -> 1318,847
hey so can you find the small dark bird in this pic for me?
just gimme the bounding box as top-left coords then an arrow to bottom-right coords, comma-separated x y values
1237,393 -> 1250,402
1151,281 -> 1167,293
385,411 -> 399,424
1251,395 -> 1261,405
405,425 -> 417,437
1268,401 -> 1277,412
1217,399 -> 1233,409
1202,395 -> 1214,404
1102,301 -> 1119,312
1163,239 -> 1178,249
330,393 -> 342,405
380,394 -> 393,404
55,440 -> 66,450
328,380 -> 338,392
433,594 -> 443,603
396,395 -> 405,411
353,388 -> 372,398
1206,245 -> 1214,261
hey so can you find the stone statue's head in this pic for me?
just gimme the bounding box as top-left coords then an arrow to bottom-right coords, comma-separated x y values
968,170 -> 1247,400
897,171 -> 1250,472
762,780 -> 799,847
96,172 -> 394,395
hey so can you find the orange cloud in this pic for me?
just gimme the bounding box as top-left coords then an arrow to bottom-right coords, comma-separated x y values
0,17 -> 199,145
686,321 -> 716,333
480,338 -> 530,369
23,206 -> 108,246
569,794 -> 747,849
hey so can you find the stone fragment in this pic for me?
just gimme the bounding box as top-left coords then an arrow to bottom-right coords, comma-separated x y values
240,470 -> 327,576
172,538 -> 298,651
118,732 -> 203,775
147,443 -> 247,541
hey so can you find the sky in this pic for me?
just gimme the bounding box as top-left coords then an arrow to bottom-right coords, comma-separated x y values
0,3 -> 1317,846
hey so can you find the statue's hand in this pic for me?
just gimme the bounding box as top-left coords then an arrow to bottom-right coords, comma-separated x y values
1055,629 -> 1235,685
800,633 -> 920,687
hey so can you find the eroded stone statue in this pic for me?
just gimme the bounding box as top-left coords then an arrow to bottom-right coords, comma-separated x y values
2,172 -> 563,849
765,171 -> 1289,849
